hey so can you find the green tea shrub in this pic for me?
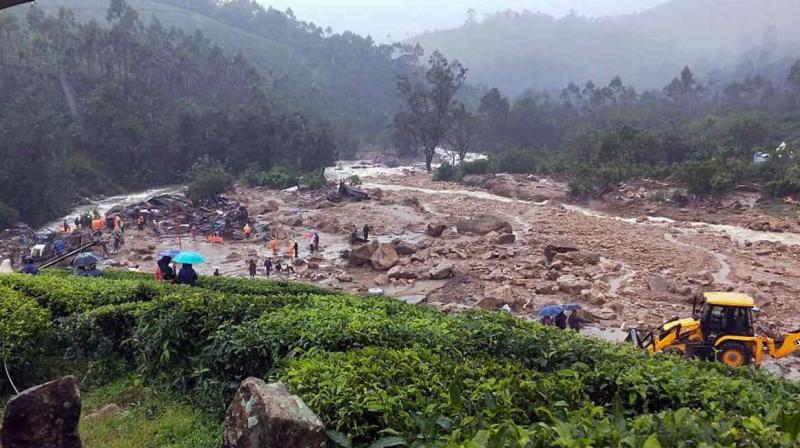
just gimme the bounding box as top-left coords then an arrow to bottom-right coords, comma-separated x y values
0,286 -> 51,363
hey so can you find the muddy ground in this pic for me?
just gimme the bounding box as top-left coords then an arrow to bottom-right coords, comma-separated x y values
81,158 -> 800,376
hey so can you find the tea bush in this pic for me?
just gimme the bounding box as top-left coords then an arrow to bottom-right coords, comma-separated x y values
5,273 -> 800,446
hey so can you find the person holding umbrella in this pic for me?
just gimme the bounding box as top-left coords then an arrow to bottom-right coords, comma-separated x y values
173,251 -> 205,287
73,252 -> 103,277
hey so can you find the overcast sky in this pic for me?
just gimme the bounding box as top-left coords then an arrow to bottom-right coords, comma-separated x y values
258,0 -> 669,41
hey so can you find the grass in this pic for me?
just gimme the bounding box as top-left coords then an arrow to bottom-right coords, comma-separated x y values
80,374 -> 221,448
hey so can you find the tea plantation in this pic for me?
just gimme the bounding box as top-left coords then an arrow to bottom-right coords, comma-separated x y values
2,271 -> 800,447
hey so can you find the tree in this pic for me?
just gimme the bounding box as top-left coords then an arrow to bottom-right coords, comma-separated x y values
788,60 -> 800,106
186,157 -> 234,202
394,52 -> 467,171
444,102 -> 478,163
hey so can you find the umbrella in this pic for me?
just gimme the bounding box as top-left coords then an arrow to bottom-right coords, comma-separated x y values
158,248 -> 181,258
73,252 -> 101,268
173,251 -> 206,265
564,303 -> 582,311
538,305 -> 565,318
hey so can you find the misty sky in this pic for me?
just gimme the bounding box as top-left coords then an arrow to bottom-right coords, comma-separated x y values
258,0 -> 669,41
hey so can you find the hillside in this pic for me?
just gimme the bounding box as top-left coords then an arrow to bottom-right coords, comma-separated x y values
4,270 -> 800,446
409,0 -> 800,94
15,0 -> 415,143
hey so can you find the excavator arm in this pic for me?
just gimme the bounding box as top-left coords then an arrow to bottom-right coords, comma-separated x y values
765,331 -> 800,360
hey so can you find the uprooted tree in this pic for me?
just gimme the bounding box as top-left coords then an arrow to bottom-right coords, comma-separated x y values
394,52 -> 467,171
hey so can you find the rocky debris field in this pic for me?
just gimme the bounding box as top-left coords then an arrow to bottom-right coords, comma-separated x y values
19,159 -> 800,375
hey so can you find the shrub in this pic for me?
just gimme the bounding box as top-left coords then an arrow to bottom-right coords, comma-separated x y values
300,170 -> 328,190
346,175 -> 363,186
253,166 -> 300,189
460,159 -> 490,175
0,287 -> 51,363
186,157 -> 234,202
433,162 -> 463,182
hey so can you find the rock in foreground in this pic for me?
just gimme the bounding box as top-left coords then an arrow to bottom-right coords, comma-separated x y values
223,378 -> 326,448
1,376 -> 82,448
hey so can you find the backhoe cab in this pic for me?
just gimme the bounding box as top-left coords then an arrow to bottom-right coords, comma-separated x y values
627,292 -> 800,368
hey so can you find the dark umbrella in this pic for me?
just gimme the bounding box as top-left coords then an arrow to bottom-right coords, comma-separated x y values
538,305 -> 565,318
73,252 -> 101,268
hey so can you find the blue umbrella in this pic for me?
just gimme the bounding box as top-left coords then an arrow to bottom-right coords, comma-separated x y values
158,248 -> 181,258
173,251 -> 206,265
73,252 -> 101,268
538,305 -> 565,318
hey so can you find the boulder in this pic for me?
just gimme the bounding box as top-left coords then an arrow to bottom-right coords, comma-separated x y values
429,262 -> 456,280
392,240 -> 417,256
591,307 -> 617,321
387,265 -> 418,280
556,274 -> 591,294
494,233 -> 516,245
480,285 -> 515,310
85,403 -> 122,420
456,215 -> 512,235
349,240 -> 379,267
1,376 -> 82,448
223,378 -> 326,448
544,240 -> 580,262
648,275 -> 671,293
306,262 -> 320,270
371,244 -> 400,271
553,251 -> 600,266
426,223 -> 448,237
337,273 -> 353,283
264,200 -> 280,213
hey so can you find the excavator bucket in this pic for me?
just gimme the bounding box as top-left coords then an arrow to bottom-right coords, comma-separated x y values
0,0 -> 34,11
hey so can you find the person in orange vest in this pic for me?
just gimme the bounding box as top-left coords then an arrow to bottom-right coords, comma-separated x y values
114,215 -> 122,231
243,223 -> 252,239
286,240 -> 294,258
269,237 -> 278,256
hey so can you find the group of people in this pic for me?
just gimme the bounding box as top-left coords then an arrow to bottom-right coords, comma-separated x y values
350,225 -> 372,244
156,255 -> 198,286
248,257 -> 294,279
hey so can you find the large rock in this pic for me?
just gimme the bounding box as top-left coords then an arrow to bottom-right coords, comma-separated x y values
478,285 -> 515,310
1,376 -> 82,448
371,243 -> 400,271
544,240 -> 579,262
648,275 -> 671,293
494,233 -> 516,245
387,265 -> 418,280
223,379 -> 326,448
392,240 -> 417,256
552,251 -> 600,266
426,223 -> 448,237
349,240 -> 379,267
429,262 -> 456,280
556,274 -> 592,294
455,215 -> 511,236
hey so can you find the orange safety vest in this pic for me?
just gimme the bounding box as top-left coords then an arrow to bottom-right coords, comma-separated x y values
243,224 -> 251,235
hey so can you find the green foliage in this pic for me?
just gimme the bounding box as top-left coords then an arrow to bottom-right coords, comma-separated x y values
459,159 -> 490,175
433,162 -> 464,182
80,375 -> 222,448
0,287 -> 51,362
300,171 -> 329,190
8,272 -> 800,446
186,157 -> 235,202
246,166 -> 299,189
347,175 -> 363,186
677,159 -> 740,195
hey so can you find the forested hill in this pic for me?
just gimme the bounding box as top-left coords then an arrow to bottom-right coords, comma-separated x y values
21,0 -> 421,145
409,0 -> 800,94
0,0 -> 344,228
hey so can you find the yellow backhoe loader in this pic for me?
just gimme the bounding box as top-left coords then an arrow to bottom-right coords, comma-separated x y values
626,292 -> 800,368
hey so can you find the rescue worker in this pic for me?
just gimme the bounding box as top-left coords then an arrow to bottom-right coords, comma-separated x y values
243,223 -> 252,239
20,258 -> 38,276
54,239 -> 65,257
293,240 -> 299,259
363,224 -> 370,241
264,258 -> 272,277
313,232 -> 320,252
248,259 -> 257,279
270,237 -> 279,257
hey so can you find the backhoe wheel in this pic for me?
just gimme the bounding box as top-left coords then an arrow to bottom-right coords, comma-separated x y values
717,342 -> 752,368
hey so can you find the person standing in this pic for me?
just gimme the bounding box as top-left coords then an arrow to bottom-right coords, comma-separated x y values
313,232 -> 320,252
248,259 -> 257,279
177,263 -> 198,287
74,217 -> 81,230
270,237 -> 278,257
54,239 -> 65,257
293,240 -> 299,259
363,224 -> 370,241
243,223 -> 252,239
190,224 -> 198,241
264,258 -> 272,277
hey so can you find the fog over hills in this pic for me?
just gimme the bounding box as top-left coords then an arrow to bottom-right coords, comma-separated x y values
409,0 -> 800,93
